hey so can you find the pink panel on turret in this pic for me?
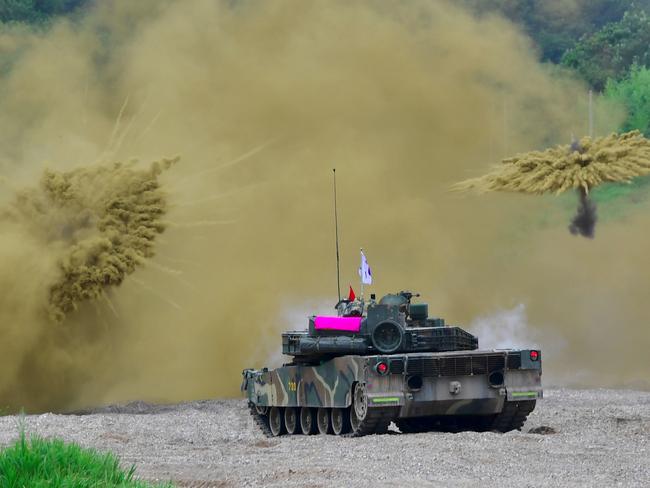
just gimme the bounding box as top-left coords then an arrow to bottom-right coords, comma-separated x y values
314,316 -> 362,332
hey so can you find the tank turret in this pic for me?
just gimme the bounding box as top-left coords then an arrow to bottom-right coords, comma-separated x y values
282,291 -> 478,362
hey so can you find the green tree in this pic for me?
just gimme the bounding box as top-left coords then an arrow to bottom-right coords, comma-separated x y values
605,64 -> 650,134
562,8 -> 650,90
589,65 -> 650,207
461,0 -> 632,63
0,0 -> 44,23
0,0 -> 90,24
35,0 -> 89,15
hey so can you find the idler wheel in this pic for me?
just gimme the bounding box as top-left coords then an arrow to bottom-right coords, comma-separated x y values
300,407 -> 317,435
331,408 -> 351,435
350,383 -> 369,433
255,405 -> 268,416
284,407 -> 298,435
269,407 -> 286,436
317,408 -> 332,435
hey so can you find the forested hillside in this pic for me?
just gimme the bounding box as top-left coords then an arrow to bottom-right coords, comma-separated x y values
463,1 -> 650,95
462,0 -> 635,63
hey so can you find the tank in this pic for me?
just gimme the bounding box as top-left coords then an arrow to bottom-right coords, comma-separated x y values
241,291 -> 542,437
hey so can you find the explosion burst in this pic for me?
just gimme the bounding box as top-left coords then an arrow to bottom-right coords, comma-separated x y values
2,158 -> 177,323
453,130 -> 650,237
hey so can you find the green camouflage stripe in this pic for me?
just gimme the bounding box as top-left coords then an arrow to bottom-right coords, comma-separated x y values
511,391 -> 538,398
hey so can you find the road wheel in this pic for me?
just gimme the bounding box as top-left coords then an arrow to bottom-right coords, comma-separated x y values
317,408 -> 332,434
350,383 -> 369,434
284,407 -> 298,435
269,407 -> 285,436
300,407 -> 317,435
332,408 -> 351,435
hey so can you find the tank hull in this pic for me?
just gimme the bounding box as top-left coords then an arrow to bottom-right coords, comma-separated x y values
242,349 -> 542,436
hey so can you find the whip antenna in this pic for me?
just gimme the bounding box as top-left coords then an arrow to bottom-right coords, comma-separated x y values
589,89 -> 594,137
333,168 -> 341,302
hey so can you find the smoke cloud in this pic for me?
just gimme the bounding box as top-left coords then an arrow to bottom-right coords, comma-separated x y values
0,159 -> 174,408
0,0 -> 646,412
469,304 -> 544,350
468,304 -> 572,386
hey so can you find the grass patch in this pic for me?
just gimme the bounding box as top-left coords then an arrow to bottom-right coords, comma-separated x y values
0,430 -> 173,488
592,175 -> 650,204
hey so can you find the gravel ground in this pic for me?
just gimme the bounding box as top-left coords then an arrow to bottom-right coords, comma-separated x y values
1,388 -> 648,487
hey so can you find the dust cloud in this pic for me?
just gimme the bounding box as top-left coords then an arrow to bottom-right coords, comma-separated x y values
469,304 -> 545,350
0,159 -> 174,408
0,0 -> 646,412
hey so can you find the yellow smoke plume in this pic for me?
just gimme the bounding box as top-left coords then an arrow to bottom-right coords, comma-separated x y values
453,130 -> 650,195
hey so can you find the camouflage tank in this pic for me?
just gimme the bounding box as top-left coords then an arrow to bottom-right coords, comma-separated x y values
242,291 -> 542,437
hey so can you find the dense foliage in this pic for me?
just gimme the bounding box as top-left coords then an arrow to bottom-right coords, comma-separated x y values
562,9 -> 650,90
0,0 -> 91,24
587,66 -> 650,206
605,65 -> 650,135
461,0 -> 636,63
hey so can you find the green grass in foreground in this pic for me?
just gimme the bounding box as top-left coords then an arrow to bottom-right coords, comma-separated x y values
0,430 -> 173,488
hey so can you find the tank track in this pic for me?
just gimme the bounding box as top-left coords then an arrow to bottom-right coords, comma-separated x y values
249,401 -> 536,436
248,403 -> 273,438
490,400 -> 536,433
395,400 -> 536,434
344,406 -> 399,437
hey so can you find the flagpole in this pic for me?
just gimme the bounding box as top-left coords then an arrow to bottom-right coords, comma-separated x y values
333,169 -> 341,303
360,247 -> 364,300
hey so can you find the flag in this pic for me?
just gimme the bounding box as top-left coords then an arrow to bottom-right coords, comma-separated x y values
358,249 -> 373,285
348,285 -> 356,301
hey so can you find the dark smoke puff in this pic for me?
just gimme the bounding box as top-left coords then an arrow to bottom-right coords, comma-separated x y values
6,158 -> 177,323
569,189 -> 597,238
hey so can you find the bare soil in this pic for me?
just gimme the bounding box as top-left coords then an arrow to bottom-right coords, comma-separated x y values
1,388 -> 648,487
